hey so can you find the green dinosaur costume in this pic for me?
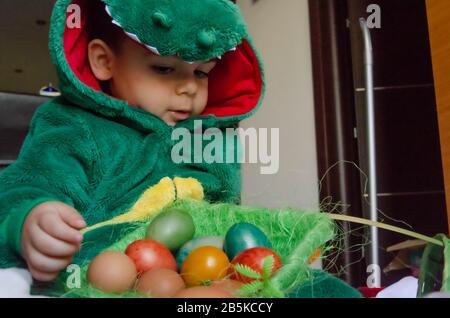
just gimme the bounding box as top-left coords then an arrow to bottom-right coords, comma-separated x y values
0,0 -> 360,298
0,0 -> 263,267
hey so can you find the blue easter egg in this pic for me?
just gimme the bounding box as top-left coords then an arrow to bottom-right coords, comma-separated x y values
175,236 -> 225,270
224,222 -> 272,260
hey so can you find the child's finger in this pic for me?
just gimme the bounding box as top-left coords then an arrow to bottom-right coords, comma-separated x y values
38,212 -> 83,244
29,267 -> 59,282
58,206 -> 86,230
26,245 -> 73,274
30,223 -> 80,257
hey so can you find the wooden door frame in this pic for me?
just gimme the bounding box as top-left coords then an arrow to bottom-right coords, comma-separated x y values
426,0 -> 450,234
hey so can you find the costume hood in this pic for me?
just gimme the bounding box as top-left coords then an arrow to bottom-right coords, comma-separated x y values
49,0 -> 265,132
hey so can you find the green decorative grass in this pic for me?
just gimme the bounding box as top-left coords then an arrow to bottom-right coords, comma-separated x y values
64,200 -> 335,298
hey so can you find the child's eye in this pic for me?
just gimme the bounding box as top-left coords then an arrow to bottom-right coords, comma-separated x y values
152,66 -> 175,75
194,70 -> 209,79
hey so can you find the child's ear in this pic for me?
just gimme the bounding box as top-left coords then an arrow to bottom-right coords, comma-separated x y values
88,39 -> 115,81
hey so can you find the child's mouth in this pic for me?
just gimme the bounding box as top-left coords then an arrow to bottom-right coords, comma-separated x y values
170,110 -> 191,121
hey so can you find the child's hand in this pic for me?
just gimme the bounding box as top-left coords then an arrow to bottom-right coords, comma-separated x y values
21,201 -> 86,282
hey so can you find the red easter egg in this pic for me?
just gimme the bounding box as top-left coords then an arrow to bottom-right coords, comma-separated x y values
230,247 -> 282,283
125,239 -> 177,274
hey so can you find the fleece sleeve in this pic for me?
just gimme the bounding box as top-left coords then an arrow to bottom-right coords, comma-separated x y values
0,103 -> 95,267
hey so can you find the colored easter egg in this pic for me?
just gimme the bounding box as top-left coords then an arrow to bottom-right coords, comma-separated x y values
180,246 -> 230,287
223,222 -> 272,260
308,249 -> 321,265
136,268 -> 185,298
210,279 -> 244,296
87,251 -> 137,294
175,236 -> 224,269
125,239 -> 177,274
229,247 -> 282,284
146,209 -> 195,252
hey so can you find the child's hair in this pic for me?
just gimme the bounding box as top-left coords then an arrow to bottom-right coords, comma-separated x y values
87,0 -> 126,53
87,0 -> 127,93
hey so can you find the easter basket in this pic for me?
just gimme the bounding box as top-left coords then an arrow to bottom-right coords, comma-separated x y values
61,199 -> 338,298
36,177 -> 448,298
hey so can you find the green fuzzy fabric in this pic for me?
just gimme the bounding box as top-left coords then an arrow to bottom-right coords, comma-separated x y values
417,234 -> 450,296
287,270 -> 362,298
443,237 -> 450,292
0,0 -> 264,267
39,200 -> 361,298
103,0 -> 248,62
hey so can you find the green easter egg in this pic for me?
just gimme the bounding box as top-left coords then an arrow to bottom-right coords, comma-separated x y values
146,209 -> 195,252
175,236 -> 224,270
224,222 -> 272,260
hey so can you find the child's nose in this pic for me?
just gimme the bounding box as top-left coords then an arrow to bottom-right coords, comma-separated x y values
175,77 -> 198,96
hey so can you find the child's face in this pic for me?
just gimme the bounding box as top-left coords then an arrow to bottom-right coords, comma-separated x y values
90,37 -> 217,126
